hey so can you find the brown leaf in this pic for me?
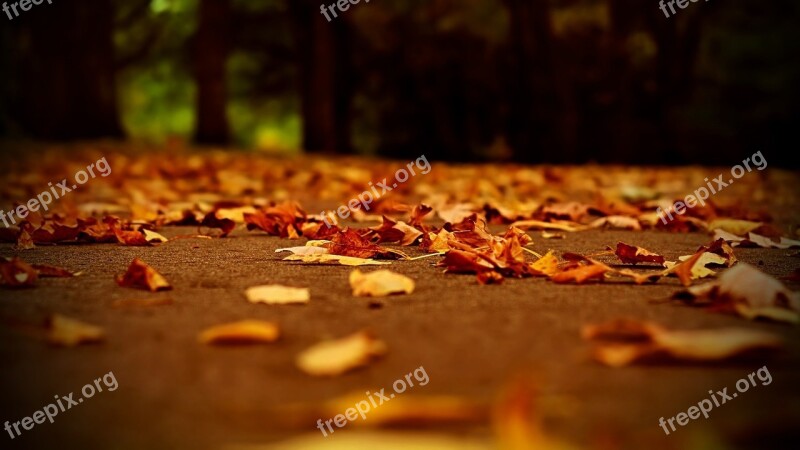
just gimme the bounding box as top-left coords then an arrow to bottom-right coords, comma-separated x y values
329,228 -> 405,259
0,257 -> 38,288
32,264 -> 75,278
614,242 -> 665,265
244,202 -> 305,238
115,258 -> 172,292
477,270 -> 504,285
551,261 -> 610,284
370,216 -> 423,246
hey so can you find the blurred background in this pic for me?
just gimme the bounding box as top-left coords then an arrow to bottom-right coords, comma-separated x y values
0,0 -> 798,165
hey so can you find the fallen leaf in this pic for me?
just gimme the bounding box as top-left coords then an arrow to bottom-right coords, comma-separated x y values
551,261 -> 610,284
199,320 -> 281,345
673,263 -> 800,324
115,258 -> 172,292
47,314 -> 105,347
583,319 -> 782,367
477,271 -> 504,285
528,251 -> 559,276
246,285 -> 310,305
296,331 -> 387,376
282,254 -> 391,266
509,220 -> 584,232
614,242 -> 665,265
589,216 -> 641,231
707,219 -> 763,236
32,263 -> 75,278
0,257 -> 39,287
143,229 -> 169,243
329,228 -> 406,259
274,246 -> 329,256
350,269 -> 415,297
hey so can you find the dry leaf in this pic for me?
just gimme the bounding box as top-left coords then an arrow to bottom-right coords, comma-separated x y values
282,254 -> 391,266
47,314 -> 105,347
551,261 -> 610,284
350,269 -> 415,297
296,331 -> 387,376
707,219 -> 762,236
143,229 -> 169,243
528,251 -> 559,276
275,246 -> 329,256
583,319 -> 782,367
32,263 -> 75,278
0,257 -> 38,287
509,219 -> 584,232
674,263 -> 800,324
477,270 -> 505,285
589,216 -> 642,231
615,242 -> 665,265
115,258 -> 172,292
199,320 -> 280,345
246,285 -> 310,305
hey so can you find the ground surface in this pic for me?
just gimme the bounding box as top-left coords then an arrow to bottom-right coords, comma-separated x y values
0,150 -> 799,450
1,226 -> 799,450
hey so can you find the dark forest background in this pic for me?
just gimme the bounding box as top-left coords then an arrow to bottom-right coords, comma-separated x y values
0,0 -> 798,166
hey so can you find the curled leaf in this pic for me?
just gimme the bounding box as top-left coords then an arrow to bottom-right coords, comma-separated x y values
115,258 -> 172,292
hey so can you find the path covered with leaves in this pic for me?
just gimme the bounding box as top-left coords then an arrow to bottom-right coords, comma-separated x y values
1,147 -> 799,450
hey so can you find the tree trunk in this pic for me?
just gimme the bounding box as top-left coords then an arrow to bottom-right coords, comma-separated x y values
193,0 -> 231,145
9,0 -> 123,139
288,0 -> 352,154
502,0 -> 563,163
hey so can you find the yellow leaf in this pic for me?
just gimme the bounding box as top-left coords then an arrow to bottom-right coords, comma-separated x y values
199,320 -> 280,345
47,315 -> 105,347
707,219 -> 762,236
349,269 -> 415,297
283,254 -> 390,266
296,331 -> 387,376
245,285 -> 310,305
